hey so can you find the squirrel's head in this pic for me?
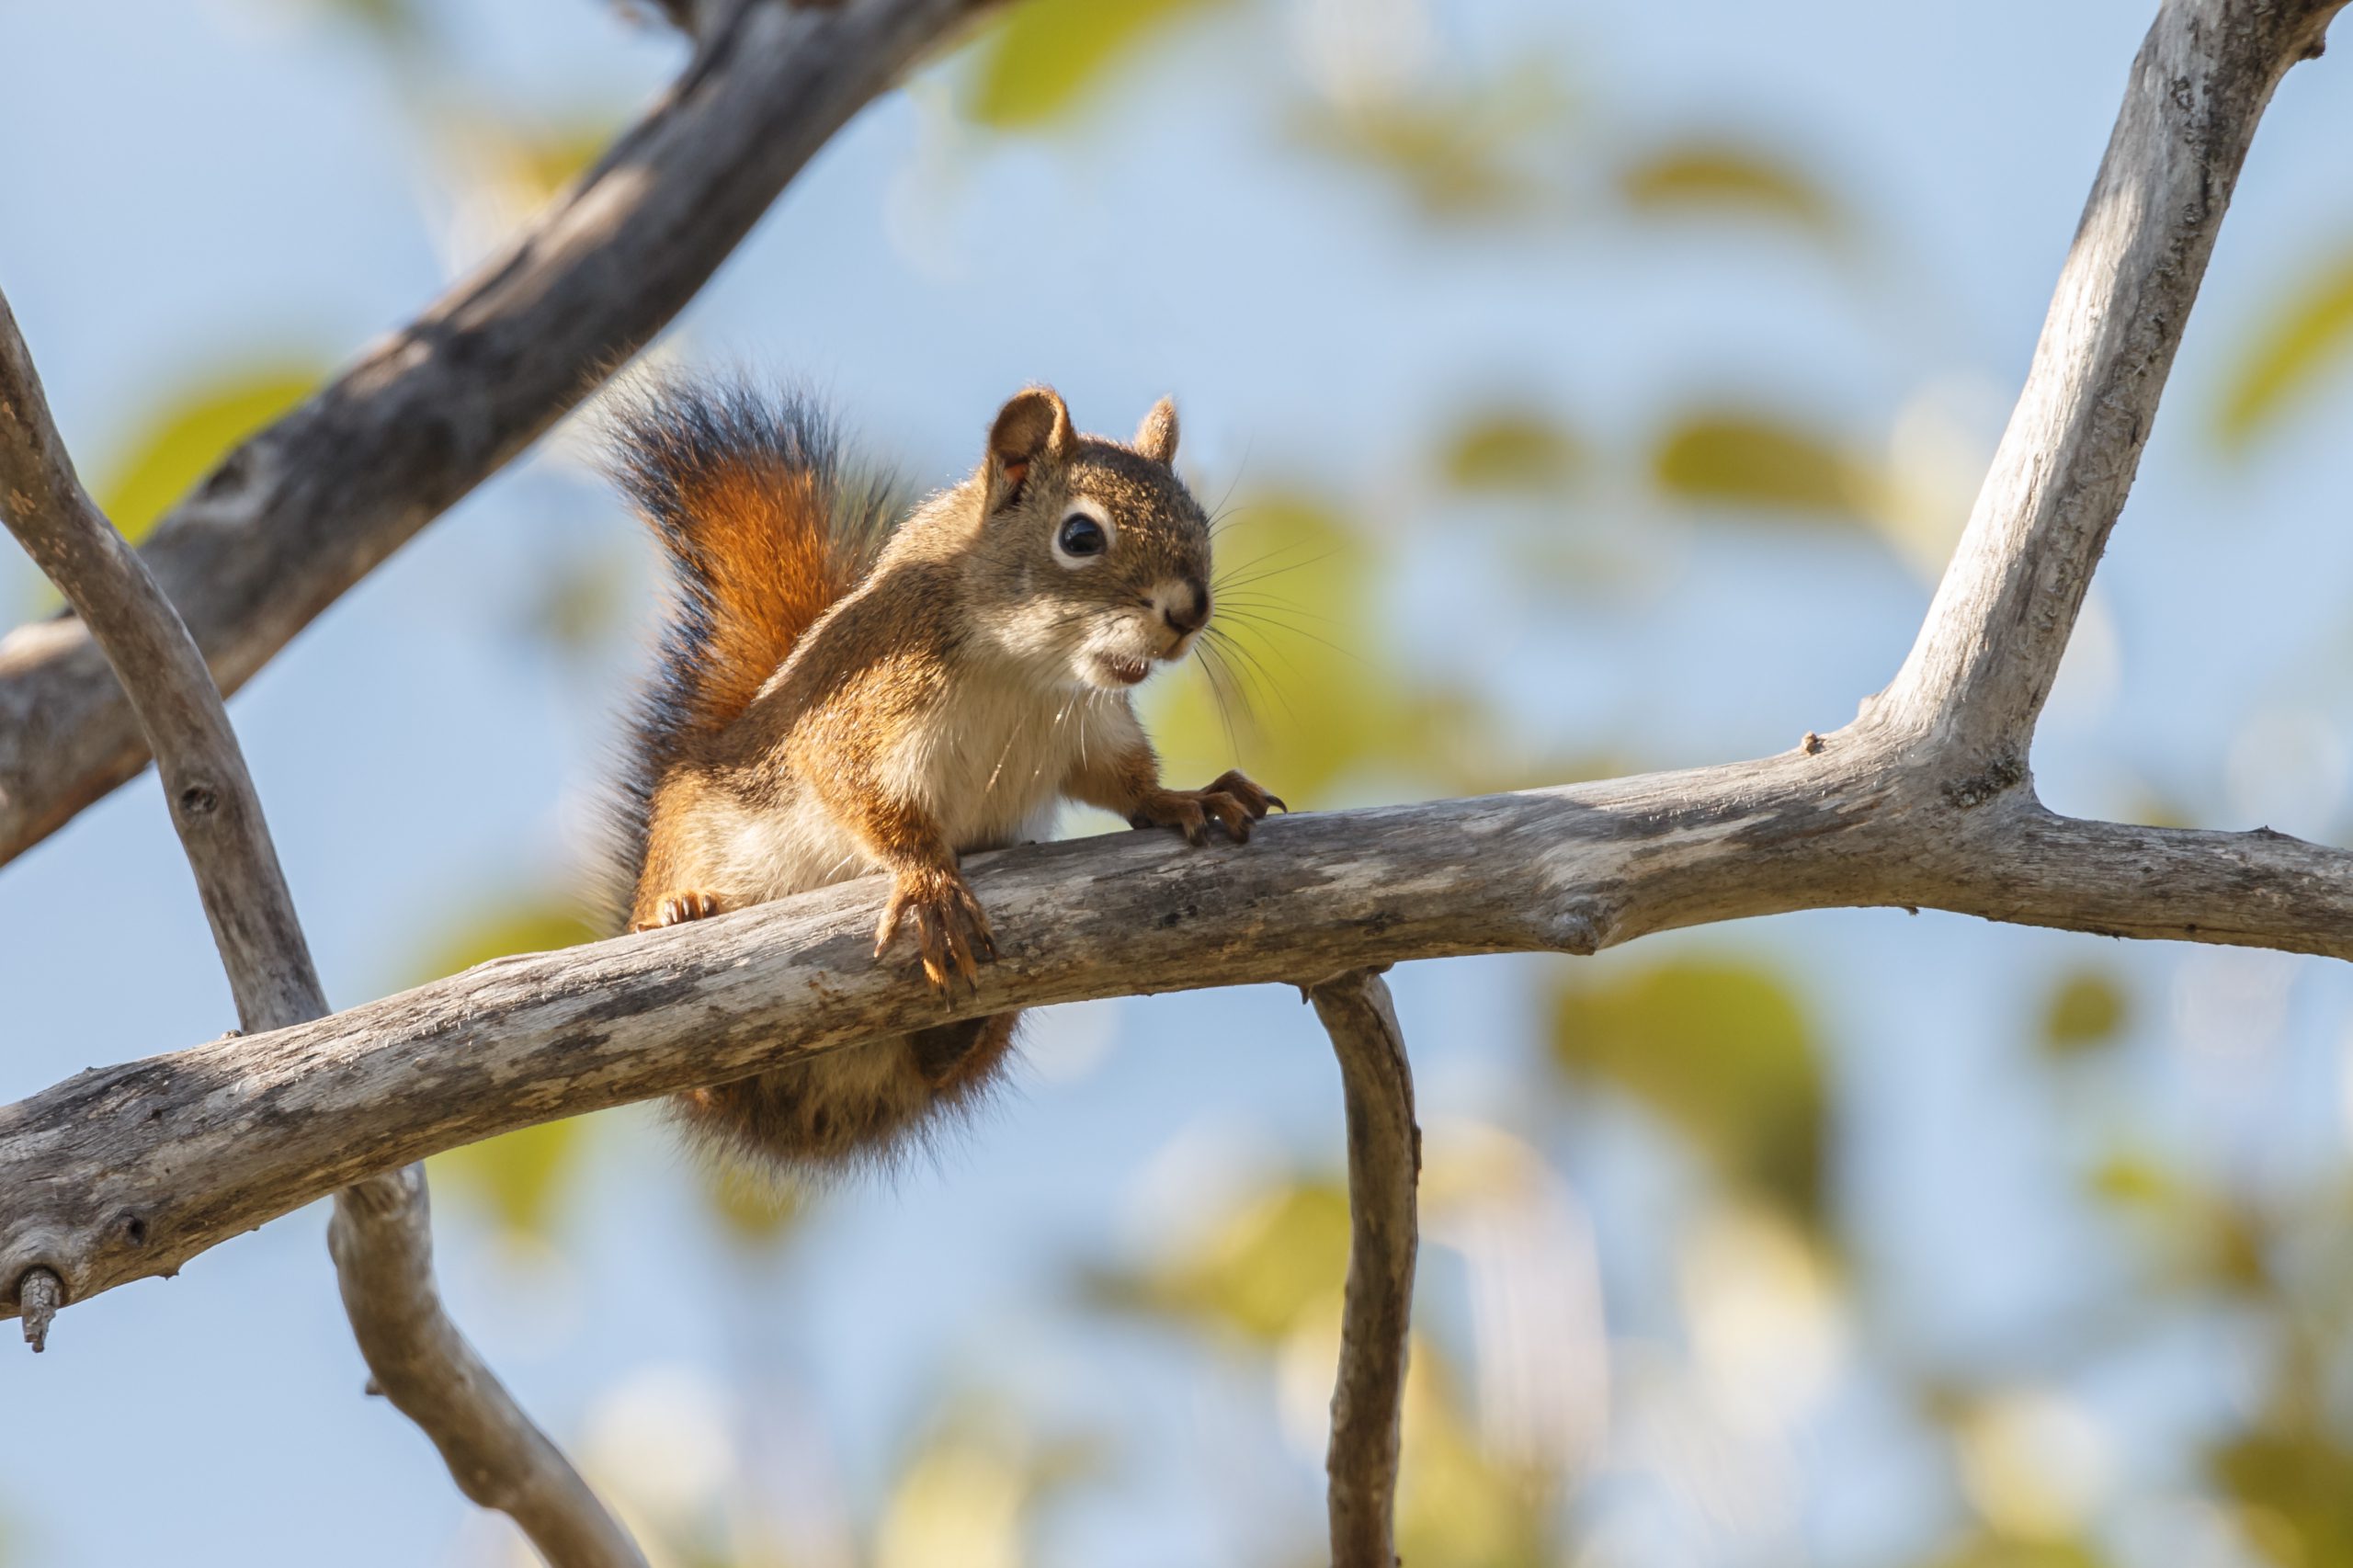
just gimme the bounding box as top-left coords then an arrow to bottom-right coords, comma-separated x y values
962,386 -> 1213,692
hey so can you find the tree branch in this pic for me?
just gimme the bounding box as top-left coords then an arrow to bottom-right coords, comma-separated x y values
0,0 -> 1000,869
1874,0 -> 2347,767
0,301 -> 322,1029
8,740 -> 2353,1322
1313,971 -> 1418,1568
0,290 -> 646,1568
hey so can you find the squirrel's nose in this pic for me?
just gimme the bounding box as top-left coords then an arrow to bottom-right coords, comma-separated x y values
1160,577 -> 1211,636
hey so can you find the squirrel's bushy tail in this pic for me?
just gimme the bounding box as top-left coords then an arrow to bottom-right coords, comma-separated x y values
602,377 -> 894,888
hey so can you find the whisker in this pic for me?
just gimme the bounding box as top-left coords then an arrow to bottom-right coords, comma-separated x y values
1194,641 -> 1246,759
1202,625 -> 1296,724
1212,593 -> 1350,630
1213,607 -> 1370,668
1212,549 -> 1343,595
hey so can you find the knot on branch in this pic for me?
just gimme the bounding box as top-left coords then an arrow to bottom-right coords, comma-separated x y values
16,1267 -> 63,1352
1547,897 -> 1614,956
1941,756 -> 2026,812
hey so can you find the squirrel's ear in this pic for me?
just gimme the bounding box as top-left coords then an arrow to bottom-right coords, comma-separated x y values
986,386 -> 1076,509
1133,396 -> 1179,465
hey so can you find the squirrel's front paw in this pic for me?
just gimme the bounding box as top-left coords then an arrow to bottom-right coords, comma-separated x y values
1131,769 -> 1286,846
875,866 -> 997,995
631,889 -> 724,932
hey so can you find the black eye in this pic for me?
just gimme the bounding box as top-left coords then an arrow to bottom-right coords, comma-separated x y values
1056,512 -> 1108,558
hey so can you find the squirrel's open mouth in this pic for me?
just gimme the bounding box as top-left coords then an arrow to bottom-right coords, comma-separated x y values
1092,653 -> 1153,687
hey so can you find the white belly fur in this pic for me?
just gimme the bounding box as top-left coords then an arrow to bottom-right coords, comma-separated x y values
704,681 -> 1112,903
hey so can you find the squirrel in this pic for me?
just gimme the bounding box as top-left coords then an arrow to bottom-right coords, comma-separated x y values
604,377 -> 1280,1176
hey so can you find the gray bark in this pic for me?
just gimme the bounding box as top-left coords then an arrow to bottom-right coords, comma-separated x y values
9,739 -> 2353,1317
1313,971 -> 1418,1568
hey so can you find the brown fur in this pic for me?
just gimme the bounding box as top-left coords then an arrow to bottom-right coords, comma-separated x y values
613,382 -> 1276,1178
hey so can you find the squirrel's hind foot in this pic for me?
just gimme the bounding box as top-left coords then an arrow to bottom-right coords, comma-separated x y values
631,888 -> 725,932
875,866 -> 997,996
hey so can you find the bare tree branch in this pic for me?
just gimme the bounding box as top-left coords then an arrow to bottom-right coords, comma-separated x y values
0,291 -> 647,1568
0,0 -> 1000,869
332,1169 -> 647,1568
1874,0 -> 2348,766
1313,971 -> 1418,1568
8,742 -> 2353,1321
0,304 -> 322,1029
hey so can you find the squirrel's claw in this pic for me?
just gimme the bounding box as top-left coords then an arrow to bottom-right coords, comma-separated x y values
876,867 -> 996,998
631,888 -> 724,933
1202,769 -> 1282,820
1132,769 -> 1281,847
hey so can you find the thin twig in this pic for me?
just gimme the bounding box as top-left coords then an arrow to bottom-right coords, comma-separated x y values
0,288 -> 647,1568
1311,971 -> 1418,1568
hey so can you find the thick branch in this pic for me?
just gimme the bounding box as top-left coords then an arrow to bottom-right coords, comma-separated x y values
1874,0 -> 2347,764
1313,971 -> 1418,1568
0,0 -> 998,869
0,292 -> 645,1568
12,734 -> 2353,1322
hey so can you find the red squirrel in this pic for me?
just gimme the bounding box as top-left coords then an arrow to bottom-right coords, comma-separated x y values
606,379 -> 1279,1175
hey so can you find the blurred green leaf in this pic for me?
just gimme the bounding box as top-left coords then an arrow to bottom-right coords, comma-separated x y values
508,123 -> 612,203
95,367 -> 319,545
413,903 -> 601,980
1551,958 -> 1828,1220
1619,141 -> 1844,240
877,1400 -> 1108,1568
413,897 -> 601,1235
1396,1343 -> 1561,1568
437,110 -> 617,208
2040,969 -> 2129,1057
2087,1152 -> 2176,1210
2088,1150 -> 2268,1291
434,1119 -> 579,1237
2214,1426 -> 2353,1568
1085,1179 -> 1351,1344
697,1161 -> 808,1248
1652,410 -> 1884,525
2215,250 -> 2353,452
1439,410 -> 1584,494
1293,63 -> 1572,222
964,0 -> 1228,130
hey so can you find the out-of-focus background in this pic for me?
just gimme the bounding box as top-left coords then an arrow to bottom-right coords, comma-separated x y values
5,2 -> 2353,1564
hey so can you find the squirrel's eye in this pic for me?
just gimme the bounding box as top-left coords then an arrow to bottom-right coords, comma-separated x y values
1054,511 -> 1108,563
